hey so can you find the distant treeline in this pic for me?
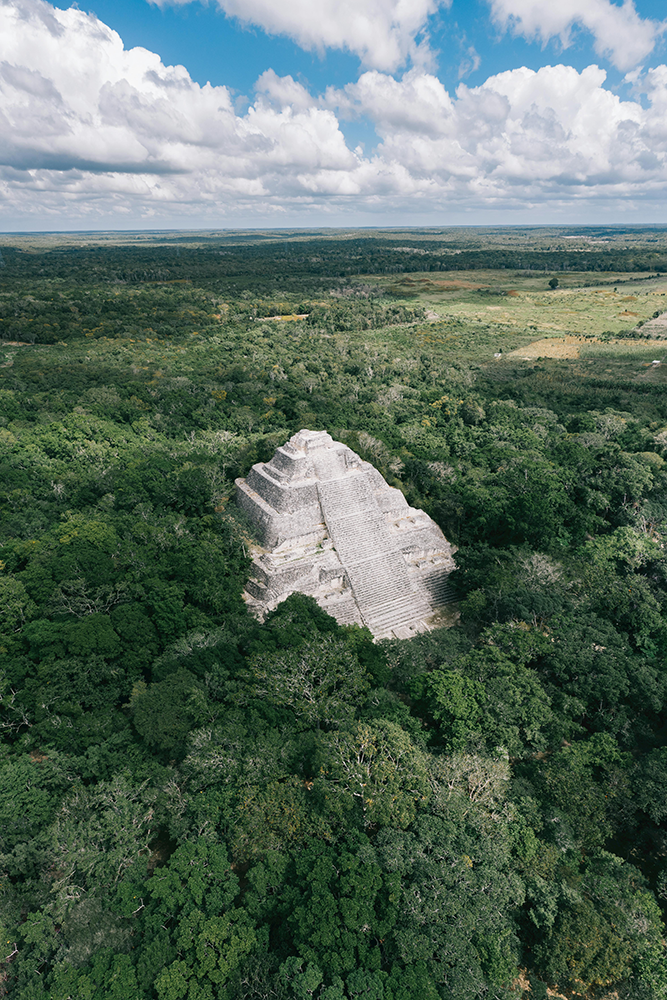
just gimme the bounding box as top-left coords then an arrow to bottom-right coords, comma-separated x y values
2,238 -> 667,289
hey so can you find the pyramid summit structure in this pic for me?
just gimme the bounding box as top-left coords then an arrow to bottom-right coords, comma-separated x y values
235,430 -> 456,639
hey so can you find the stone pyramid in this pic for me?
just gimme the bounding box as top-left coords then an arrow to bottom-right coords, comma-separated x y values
235,430 -> 456,639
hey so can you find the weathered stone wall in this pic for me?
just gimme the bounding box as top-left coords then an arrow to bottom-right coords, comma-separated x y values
246,466 -> 319,514
236,478 -> 323,548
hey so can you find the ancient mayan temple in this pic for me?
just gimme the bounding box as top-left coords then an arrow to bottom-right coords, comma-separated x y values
235,430 -> 456,640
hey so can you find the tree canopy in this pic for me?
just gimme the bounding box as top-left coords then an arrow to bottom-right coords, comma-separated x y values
3,231 -> 667,999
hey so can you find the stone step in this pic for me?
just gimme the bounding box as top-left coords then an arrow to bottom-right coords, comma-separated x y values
363,603 -> 430,634
325,497 -> 375,519
358,580 -> 430,617
332,608 -> 363,627
354,579 -> 415,609
362,585 -> 431,616
347,555 -> 413,597
363,601 -> 428,631
330,528 -> 385,548
419,571 -> 457,606
318,477 -> 398,564
328,524 -> 388,564
317,468 -> 444,636
326,508 -> 382,529
245,577 -> 267,599
328,518 -> 376,538
321,596 -> 363,626
351,583 -> 418,613
318,473 -> 374,509
429,579 -> 456,600
423,579 -> 451,600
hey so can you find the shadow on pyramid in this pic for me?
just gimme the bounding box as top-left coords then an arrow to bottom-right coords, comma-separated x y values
236,430 -> 457,640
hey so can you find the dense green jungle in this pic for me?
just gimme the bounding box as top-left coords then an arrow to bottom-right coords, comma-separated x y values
4,225 -> 667,1000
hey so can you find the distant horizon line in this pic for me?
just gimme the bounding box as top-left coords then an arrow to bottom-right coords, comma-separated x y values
3,223 -> 667,237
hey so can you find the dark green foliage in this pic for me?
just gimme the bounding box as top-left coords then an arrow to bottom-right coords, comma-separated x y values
240,592 -> 342,657
130,670 -> 206,754
0,749 -> 70,878
412,631 -> 555,756
528,853 -> 665,994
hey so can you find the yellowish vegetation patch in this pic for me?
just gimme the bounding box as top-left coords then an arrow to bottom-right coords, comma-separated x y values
257,314 -> 309,321
506,336 -> 585,359
394,277 -> 489,291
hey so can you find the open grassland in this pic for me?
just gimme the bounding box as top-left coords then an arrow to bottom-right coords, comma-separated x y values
384,269 -> 667,340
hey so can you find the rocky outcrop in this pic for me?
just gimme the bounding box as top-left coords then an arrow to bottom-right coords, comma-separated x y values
236,430 -> 456,639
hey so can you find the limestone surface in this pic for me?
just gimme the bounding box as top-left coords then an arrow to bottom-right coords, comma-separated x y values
236,430 -> 456,639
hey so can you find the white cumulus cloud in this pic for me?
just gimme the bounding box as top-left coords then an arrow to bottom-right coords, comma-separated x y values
3,0 -> 667,225
0,0 -> 360,208
488,0 -> 664,72
151,0 -> 446,72
328,61 -> 667,206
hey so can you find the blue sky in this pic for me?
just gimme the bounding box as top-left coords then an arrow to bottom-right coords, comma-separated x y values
2,0 -> 667,228
52,0 -> 666,97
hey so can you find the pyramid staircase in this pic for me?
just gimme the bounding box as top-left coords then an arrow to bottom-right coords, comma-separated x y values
317,474 -> 432,637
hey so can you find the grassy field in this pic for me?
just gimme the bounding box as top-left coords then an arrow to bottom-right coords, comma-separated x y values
367,269 -> 667,392
384,269 -> 667,338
